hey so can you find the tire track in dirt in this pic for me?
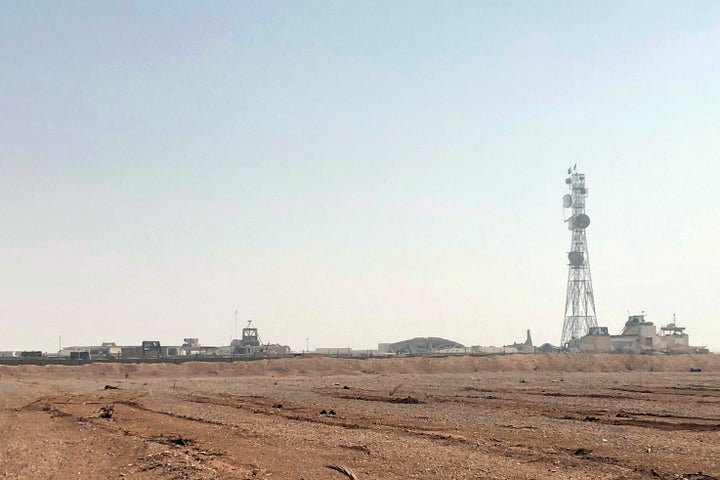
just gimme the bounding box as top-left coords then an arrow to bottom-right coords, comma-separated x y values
188,393 -> 460,439
17,393 -> 255,479
305,385 -> 720,478
418,385 -> 720,433
187,390 -> 676,479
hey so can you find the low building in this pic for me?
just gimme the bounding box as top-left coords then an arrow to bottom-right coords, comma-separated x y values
578,327 -> 612,353
383,337 -> 464,355
472,345 -> 505,354
266,344 -> 291,356
20,351 -> 43,358
612,315 -> 659,352
315,347 -> 352,356
70,351 -> 90,360
121,346 -> 141,357
141,341 -> 162,357
658,321 -> 690,352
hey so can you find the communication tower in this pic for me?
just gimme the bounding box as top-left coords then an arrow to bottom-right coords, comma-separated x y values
561,166 -> 598,346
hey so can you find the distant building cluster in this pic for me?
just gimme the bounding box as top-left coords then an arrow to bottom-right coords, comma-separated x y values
0,314 -> 710,364
0,323 -> 290,362
572,314 -> 708,354
51,322 -> 292,361
53,335 -> 292,361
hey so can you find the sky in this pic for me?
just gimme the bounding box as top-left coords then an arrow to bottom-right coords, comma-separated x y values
1,1 -> 720,353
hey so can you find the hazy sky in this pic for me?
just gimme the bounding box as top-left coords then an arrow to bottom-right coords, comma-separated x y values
2,1 -> 719,353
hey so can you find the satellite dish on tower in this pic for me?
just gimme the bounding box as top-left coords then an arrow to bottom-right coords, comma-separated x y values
574,213 -> 590,229
568,251 -> 584,266
562,194 -> 572,208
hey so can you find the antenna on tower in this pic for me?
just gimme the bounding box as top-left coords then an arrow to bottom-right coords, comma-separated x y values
561,167 -> 598,348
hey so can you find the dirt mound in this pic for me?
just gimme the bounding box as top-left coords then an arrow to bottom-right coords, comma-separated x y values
1,353 -> 718,379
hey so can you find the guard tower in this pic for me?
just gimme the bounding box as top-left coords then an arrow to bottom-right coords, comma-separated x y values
231,320 -> 263,355
561,166 -> 598,347
241,320 -> 261,348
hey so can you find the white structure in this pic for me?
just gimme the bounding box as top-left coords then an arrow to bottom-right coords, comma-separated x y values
561,166 -> 598,346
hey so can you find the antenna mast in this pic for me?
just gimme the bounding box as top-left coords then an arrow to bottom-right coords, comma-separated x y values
561,166 -> 598,347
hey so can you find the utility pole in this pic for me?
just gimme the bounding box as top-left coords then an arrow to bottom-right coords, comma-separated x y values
234,310 -> 239,340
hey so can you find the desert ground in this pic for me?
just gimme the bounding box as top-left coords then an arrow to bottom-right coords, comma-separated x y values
1,354 -> 719,480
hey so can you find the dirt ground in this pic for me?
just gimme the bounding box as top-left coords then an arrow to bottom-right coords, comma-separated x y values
1,354 -> 719,480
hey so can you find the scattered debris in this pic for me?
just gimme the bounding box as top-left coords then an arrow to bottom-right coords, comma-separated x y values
675,474 -> 719,480
149,435 -> 193,447
41,403 -> 71,418
327,464 -> 358,480
103,384 -> 120,390
389,383 -> 404,396
390,396 -> 421,404
573,448 -> 591,457
97,405 -> 115,419
340,444 -> 371,456
168,437 -> 192,447
135,449 -> 215,477
500,424 -> 536,430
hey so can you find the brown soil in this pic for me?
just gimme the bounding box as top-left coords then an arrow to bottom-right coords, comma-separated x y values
1,354 -> 718,479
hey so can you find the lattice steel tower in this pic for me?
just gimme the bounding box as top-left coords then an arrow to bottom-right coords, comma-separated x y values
561,166 -> 597,347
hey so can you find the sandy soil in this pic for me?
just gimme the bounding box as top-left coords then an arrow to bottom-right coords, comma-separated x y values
1,354 -> 718,480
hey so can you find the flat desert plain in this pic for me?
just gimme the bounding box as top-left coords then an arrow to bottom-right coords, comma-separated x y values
1,354 -> 719,480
